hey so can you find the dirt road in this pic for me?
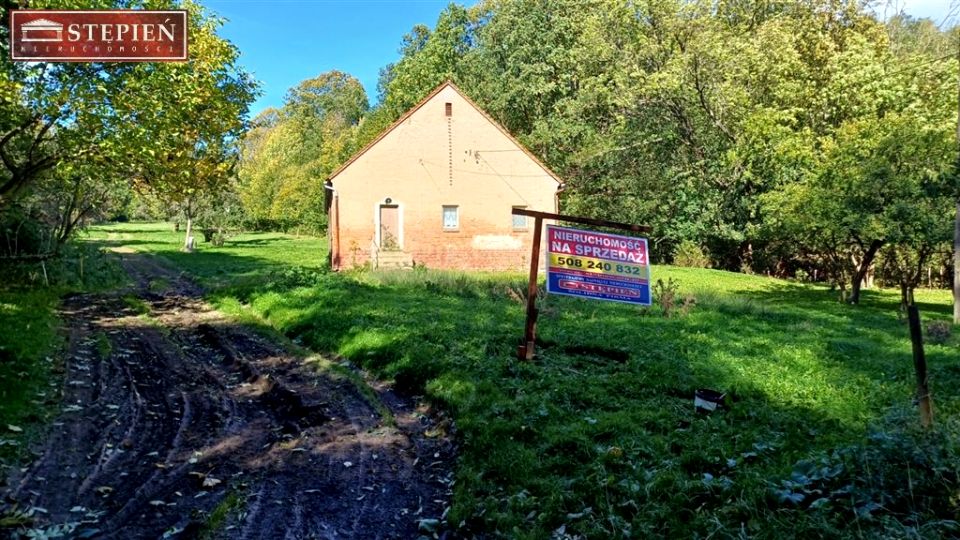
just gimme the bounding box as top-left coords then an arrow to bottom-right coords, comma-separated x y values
2,253 -> 453,539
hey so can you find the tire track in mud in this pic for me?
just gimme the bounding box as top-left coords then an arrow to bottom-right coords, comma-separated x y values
2,253 -> 454,539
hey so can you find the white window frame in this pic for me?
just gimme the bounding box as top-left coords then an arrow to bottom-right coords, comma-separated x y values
442,205 -> 459,231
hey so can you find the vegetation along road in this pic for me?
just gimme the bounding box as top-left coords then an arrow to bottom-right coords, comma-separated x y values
3,223 -> 956,538
1,241 -> 453,538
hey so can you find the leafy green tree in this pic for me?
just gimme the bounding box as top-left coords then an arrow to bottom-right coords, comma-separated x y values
764,109 -> 955,303
0,0 -> 258,251
381,4 -> 477,115
238,71 -> 367,234
375,0 -> 957,296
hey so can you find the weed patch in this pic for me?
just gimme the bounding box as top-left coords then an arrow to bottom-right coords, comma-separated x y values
198,490 -> 246,539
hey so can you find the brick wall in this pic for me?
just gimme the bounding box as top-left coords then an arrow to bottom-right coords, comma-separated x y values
337,221 -> 544,271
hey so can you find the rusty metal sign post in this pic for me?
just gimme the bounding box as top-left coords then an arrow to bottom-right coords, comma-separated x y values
512,208 -> 652,360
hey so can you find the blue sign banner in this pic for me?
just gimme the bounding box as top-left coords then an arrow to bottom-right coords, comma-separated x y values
545,225 -> 651,306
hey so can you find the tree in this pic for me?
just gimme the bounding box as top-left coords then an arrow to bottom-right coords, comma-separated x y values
381,4 -> 477,115
0,0 -> 258,251
373,0 -> 958,290
238,71 -> 368,234
764,109 -> 954,303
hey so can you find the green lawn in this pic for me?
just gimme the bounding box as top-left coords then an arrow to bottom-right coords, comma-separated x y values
83,222 -> 960,539
80,221 -> 329,289
0,287 -> 61,462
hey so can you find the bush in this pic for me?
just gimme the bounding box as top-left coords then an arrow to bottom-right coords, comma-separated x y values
262,266 -> 329,289
926,320 -> 952,346
673,240 -> 711,268
651,277 -> 695,317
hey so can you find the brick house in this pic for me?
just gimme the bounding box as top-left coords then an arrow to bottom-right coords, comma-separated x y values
325,81 -> 563,270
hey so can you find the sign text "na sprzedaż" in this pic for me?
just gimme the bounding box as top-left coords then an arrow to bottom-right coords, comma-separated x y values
546,225 -> 652,305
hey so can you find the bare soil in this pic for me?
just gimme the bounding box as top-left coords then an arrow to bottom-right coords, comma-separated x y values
2,253 -> 454,539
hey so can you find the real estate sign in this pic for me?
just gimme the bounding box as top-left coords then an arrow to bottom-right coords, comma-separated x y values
546,225 -> 651,305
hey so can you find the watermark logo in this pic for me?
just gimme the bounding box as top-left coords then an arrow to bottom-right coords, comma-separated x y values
10,10 -> 188,62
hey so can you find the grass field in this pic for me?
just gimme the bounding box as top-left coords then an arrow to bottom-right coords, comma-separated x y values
81,222 -> 328,288
0,243 -> 123,465
83,222 -> 960,538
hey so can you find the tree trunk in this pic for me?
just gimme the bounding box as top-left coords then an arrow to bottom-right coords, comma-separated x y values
954,38 -> 959,323
850,277 -> 863,304
183,198 -> 194,252
850,240 -> 883,305
954,199 -> 960,322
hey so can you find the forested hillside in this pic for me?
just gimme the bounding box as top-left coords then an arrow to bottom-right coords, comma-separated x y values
240,0 -> 958,308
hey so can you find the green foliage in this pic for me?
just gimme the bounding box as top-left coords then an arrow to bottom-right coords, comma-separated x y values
0,0 -> 258,254
0,205 -> 56,257
0,286 -> 60,456
375,0 -> 957,283
238,71 -> 368,234
651,277 -> 695,318
198,490 -> 246,539
770,411 -> 960,537
672,240 -> 711,268
103,223 -> 960,539
0,242 -> 123,466
381,4 -> 477,116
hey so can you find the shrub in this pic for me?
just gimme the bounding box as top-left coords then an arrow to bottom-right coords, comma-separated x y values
673,240 -> 711,268
263,266 -> 328,289
926,320 -> 952,346
0,207 -> 55,258
651,278 -> 694,317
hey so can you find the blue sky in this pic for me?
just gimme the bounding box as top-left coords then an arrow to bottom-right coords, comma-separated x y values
205,0 -> 955,118
205,0 -> 456,116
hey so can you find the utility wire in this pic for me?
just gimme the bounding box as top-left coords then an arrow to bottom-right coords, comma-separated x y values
473,152 -> 532,206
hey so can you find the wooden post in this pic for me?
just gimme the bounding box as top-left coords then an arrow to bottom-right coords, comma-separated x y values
519,216 -> 543,360
907,305 -> 933,428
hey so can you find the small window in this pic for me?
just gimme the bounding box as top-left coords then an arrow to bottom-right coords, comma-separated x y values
512,206 -> 528,230
445,102 -> 452,116
442,205 -> 459,230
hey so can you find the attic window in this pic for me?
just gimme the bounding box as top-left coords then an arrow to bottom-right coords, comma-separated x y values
445,102 -> 452,117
